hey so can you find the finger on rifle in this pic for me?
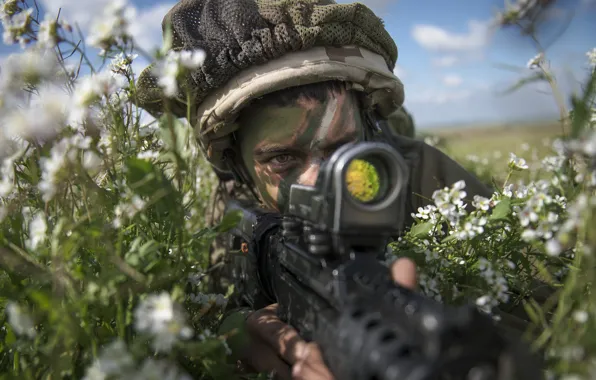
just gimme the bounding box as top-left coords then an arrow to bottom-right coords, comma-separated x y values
292,342 -> 335,380
390,257 -> 417,290
246,304 -> 308,365
240,335 -> 292,380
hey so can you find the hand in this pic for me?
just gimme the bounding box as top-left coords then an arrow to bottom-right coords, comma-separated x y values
241,258 -> 418,380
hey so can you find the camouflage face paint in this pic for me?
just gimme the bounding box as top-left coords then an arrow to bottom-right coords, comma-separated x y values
237,90 -> 364,213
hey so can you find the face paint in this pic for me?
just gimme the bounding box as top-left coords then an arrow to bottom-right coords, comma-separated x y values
237,90 -> 364,213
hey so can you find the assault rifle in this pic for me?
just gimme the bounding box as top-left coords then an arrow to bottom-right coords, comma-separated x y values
223,141 -> 543,380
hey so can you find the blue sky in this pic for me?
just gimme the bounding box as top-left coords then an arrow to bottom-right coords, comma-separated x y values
1,0 -> 595,129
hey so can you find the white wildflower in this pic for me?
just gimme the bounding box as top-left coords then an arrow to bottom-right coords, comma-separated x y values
137,150 -> 160,160
455,216 -> 486,240
502,184 -> 513,198
412,205 -> 438,222
133,359 -> 192,380
72,71 -> 127,122
573,310 -> 588,324
154,49 -> 206,97
521,228 -> 538,241
26,212 -> 47,250
0,157 -> 15,197
134,292 -> 193,353
542,155 -> 565,172
178,50 -> 206,69
156,54 -> 181,98
508,152 -> 529,170
110,52 -> 138,75
83,339 -> 135,380
0,49 -> 62,94
545,239 -> 561,256
2,7 -> 32,47
581,132 -> 596,157
527,52 -> 544,69
587,47 -> 596,68
0,0 -> 21,18
112,195 -> 146,228
87,0 -> 136,54
2,84 -> 72,143
472,195 -> 490,211
515,185 -> 529,199
82,151 -> 102,171
475,295 -> 493,314
37,14 -> 59,48
5,301 -> 36,338
38,139 -> 69,202
518,206 -> 539,227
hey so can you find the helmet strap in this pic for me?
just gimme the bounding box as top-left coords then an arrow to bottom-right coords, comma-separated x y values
221,147 -> 263,203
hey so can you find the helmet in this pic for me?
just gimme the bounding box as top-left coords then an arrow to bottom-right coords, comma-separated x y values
136,0 -> 406,179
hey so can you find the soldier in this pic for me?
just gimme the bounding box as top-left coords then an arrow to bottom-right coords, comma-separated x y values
136,1 -> 501,379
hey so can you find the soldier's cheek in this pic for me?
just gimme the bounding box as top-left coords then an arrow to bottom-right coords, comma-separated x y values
265,183 -> 279,206
254,166 -> 282,209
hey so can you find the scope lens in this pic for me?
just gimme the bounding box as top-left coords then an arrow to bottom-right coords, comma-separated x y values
345,157 -> 384,203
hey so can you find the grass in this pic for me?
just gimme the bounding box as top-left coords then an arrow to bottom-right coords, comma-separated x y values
421,120 -> 564,161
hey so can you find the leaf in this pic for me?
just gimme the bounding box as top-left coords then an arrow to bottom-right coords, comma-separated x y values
125,158 -> 154,190
29,290 -> 52,311
570,69 -> 596,138
158,115 -> 191,162
5,326 -> 16,345
408,222 -> 433,238
489,199 -> 511,220
442,234 -> 457,244
215,210 -> 243,233
139,240 -> 159,257
522,300 -> 542,326
125,158 -> 182,221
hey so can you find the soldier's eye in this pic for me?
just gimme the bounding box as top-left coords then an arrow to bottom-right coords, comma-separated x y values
270,154 -> 293,164
267,154 -> 299,173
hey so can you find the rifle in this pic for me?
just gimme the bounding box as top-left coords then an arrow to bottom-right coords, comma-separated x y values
223,141 -> 543,380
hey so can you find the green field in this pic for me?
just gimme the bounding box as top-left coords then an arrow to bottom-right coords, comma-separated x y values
421,120 -> 564,161
417,120 -> 565,185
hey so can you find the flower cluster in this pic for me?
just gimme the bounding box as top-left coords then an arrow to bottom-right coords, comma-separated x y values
154,50 -> 207,97
133,292 -> 194,353
87,0 -> 136,55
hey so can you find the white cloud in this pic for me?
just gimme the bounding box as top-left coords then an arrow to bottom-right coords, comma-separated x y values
40,0 -> 109,28
433,55 -> 458,67
129,3 -> 174,53
442,74 -> 463,87
393,64 -> 405,78
408,89 -> 472,105
405,68 -> 584,128
411,20 -> 490,52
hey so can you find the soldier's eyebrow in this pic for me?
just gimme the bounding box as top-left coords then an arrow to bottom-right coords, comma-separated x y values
310,131 -> 358,151
254,130 -> 357,158
254,144 -> 295,155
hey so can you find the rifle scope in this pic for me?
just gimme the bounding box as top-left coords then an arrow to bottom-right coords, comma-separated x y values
287,141 -> 409,256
